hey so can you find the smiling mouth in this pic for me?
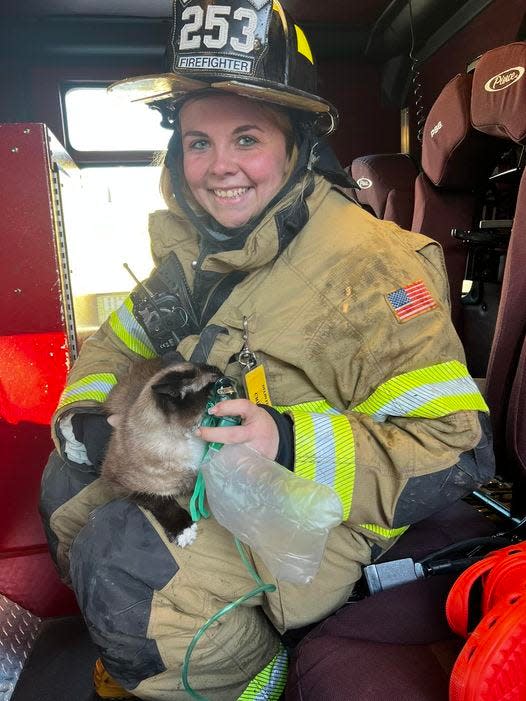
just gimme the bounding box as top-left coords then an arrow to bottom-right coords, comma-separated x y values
212,187 -> 250,199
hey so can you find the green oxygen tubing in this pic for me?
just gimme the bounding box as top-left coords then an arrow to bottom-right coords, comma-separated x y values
183,378 -> 277,701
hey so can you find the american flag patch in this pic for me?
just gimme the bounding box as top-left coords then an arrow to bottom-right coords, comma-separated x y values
386,280 -> 437,322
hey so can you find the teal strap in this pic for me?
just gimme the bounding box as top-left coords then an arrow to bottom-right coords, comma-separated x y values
190,378 -> 240,524
189,471 -> 210,522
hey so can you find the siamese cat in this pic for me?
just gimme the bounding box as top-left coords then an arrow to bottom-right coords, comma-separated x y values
101,356 -> 221,547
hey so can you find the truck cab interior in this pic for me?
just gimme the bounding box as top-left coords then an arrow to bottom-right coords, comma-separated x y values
1,1 -> 526,699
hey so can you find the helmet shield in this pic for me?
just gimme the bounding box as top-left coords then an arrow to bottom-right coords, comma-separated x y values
109,0 -> 338,134
169,0 -> 275,81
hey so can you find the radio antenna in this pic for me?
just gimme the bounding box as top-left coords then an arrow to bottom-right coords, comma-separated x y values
123,262 -> 166,321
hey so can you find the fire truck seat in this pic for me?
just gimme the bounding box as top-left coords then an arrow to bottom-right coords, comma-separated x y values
350,153 -> 418,230
285,40 -> 526,701
284,500 -> 498,701
411,72 -> 495,354
473,42 -> 526,487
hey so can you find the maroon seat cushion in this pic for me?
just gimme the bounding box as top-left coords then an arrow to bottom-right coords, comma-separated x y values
484,173 -> 526,465
421,73 -> 491,189
471,42 -> 526,143
285,501 -> 497,701
351,153 -> 417,229
507,335 -> 526,514
411,174 -> 473,339
285,577 -> 462,701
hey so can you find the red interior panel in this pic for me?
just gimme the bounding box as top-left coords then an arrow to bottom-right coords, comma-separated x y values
0,123 -> 77,615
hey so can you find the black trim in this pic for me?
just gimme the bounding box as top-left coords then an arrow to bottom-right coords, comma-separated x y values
197,271 -> 247,327
71,413 -> 112,471
39,450 -> 100,570
190,325 -> 229,364
259,405 -> 295,471
366,0 -> 495,60
414,0 -> 496,64
516,9 -> 526,40
392,413 -> 495,528
70,500 -> 178,689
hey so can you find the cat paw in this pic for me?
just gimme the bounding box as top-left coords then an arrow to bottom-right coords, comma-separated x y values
176,523 -> 197,548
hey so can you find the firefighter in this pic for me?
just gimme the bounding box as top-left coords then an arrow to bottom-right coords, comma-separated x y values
40,1 -> 495,699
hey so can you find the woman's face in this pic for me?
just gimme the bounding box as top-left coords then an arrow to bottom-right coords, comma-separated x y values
180,94 -> 290,228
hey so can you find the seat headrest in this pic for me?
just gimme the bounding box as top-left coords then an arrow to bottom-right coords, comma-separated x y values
471,42 -> 526,143
421,73 -> 487,189
351,153 -> 417,218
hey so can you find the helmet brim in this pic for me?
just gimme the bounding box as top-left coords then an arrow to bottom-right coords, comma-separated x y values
108,73 -> 339,134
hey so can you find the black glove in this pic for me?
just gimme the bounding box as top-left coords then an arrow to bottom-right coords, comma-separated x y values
258,405 -> 295,470
71,413 -> 113,472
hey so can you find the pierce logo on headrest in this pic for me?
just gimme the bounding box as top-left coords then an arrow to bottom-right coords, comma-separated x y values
484,66 -> 525,92
357,177 -> 373,189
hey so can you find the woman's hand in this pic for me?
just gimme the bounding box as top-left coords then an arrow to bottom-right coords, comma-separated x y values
195,399 -> 279,460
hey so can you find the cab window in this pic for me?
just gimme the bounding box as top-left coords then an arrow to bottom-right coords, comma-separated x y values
61,85 -> 169,343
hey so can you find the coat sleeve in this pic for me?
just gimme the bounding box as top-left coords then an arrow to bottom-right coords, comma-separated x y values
52,292 -> 157,458
277,230 -> 495,548
280,377 -> 491,545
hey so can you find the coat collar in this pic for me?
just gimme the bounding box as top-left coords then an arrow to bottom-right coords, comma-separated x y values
149,175 -> 332,273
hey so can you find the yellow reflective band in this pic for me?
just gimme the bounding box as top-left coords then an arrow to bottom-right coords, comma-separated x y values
285,408 -> 354,519
275,399 -> 340,414
237,643 -> 288,700
108,297 -> 156,359
272,1 -> 288,33
352,360 -> 488,421
291,412 -> 317,482
405,393 -> 489,418
295,25 -> 314,64
57,373 -> 117,410
331,414 -> 355,519
360,523 -> 409,539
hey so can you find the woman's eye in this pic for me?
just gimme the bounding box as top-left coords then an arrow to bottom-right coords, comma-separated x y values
238,135 -> 257,147
189,139 -> 208,150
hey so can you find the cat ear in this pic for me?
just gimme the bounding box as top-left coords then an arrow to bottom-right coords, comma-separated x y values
151,381 -> 187,402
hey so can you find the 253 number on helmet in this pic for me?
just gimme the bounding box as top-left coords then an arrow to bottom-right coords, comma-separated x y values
180,5 -> 258,54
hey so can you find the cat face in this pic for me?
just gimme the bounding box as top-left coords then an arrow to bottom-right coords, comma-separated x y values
150,362 -> 221,427
102,360 -> 224,501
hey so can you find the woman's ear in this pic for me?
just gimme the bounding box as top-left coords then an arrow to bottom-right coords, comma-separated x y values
107,414 -> 121,427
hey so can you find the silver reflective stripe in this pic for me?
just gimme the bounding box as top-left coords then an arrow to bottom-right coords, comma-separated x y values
367,375 -> 480,422
57,373 -> 118,410
311,413 -> 338,487
61,379 -> 116,402
253,645 -> 288,701
109,297 -> 156,359
237,643 -> 288,700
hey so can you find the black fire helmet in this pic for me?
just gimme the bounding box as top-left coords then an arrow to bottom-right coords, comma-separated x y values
108,0 -> 339,136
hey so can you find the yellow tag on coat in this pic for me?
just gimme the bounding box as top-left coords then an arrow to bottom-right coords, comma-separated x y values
244,365 -> 272,406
